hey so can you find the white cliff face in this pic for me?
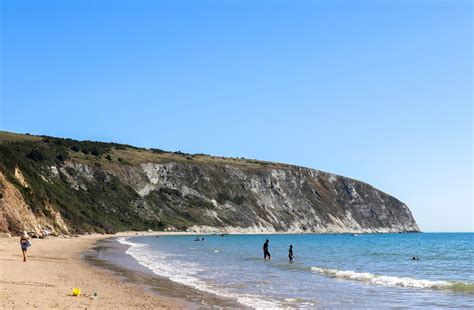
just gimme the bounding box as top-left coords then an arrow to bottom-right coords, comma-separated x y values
102,161 -> 419,234
140,163 -> 204,198
0,158 -> 419,235
0,133 -> 419,235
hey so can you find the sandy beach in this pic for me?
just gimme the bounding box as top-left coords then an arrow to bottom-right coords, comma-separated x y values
0,232 -> 196,310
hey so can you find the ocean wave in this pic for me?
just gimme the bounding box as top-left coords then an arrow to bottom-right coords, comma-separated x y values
117,237 -> 281,309
310,266 -> 474,293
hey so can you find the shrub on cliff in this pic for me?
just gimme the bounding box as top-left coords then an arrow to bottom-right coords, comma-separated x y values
26,149 -> 45,162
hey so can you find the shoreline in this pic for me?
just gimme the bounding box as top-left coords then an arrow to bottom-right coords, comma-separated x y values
0,231 -> 206,310
2,232 -> 472,309
85,234 -> 247,309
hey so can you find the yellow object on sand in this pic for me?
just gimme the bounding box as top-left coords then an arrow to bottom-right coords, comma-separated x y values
72,288 -> 81,296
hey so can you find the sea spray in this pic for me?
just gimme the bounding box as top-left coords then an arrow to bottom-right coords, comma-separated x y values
310,266 -> 474,293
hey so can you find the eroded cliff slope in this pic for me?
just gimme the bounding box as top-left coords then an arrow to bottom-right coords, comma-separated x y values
0,132 -> 419,235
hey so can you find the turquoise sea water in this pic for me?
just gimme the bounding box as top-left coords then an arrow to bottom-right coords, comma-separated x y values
118,233 -> 473,308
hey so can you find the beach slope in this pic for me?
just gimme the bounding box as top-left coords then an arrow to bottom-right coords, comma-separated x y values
0,235 -> 189,309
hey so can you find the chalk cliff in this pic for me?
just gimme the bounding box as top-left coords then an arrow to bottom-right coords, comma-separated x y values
0,132 -> 419,235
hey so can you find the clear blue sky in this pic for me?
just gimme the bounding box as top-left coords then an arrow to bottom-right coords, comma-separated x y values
1,0 -> 472,232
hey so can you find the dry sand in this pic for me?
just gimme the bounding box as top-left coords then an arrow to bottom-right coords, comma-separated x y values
0,232 -> 199,309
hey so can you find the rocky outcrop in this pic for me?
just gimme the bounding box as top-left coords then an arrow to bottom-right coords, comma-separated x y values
0,133 -> 420,235
0,171 -> 69,235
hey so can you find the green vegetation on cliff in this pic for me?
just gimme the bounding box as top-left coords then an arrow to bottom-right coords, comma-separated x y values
0,131 -> 278,234
0,131 -> 420,235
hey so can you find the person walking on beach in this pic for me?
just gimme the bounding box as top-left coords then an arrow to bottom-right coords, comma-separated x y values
20,231 -> 31,262
288,245 -> 294,263
263,239 -> 271,260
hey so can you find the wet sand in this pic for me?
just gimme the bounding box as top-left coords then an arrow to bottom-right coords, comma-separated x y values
0,232 -> 199,309
85,237 -> 245,309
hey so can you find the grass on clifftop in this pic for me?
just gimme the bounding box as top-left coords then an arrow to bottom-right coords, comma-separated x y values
105,148 -> 279,168
0,131 -> 280,169
0,131 -> 42,144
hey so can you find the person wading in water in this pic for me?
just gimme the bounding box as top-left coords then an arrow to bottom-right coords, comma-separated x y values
289,245 -> 294,263
263,239 -> 271,260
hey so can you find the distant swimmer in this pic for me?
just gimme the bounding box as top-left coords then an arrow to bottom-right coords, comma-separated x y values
263,239 -> 271,260
288,245 -> 294,263
412,256 -> 419,261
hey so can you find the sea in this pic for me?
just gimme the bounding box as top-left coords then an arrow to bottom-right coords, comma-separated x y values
91,233 -> 474,309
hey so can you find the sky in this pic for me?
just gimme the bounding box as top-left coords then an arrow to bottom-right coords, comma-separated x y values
0,0 -> 472,232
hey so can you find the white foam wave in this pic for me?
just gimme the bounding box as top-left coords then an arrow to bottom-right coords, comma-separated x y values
117,237 -> 280,309
311,266 -> 451,289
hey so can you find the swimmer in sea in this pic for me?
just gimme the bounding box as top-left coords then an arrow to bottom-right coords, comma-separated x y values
289,245 -> 294,263
263,239 -> 271,260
